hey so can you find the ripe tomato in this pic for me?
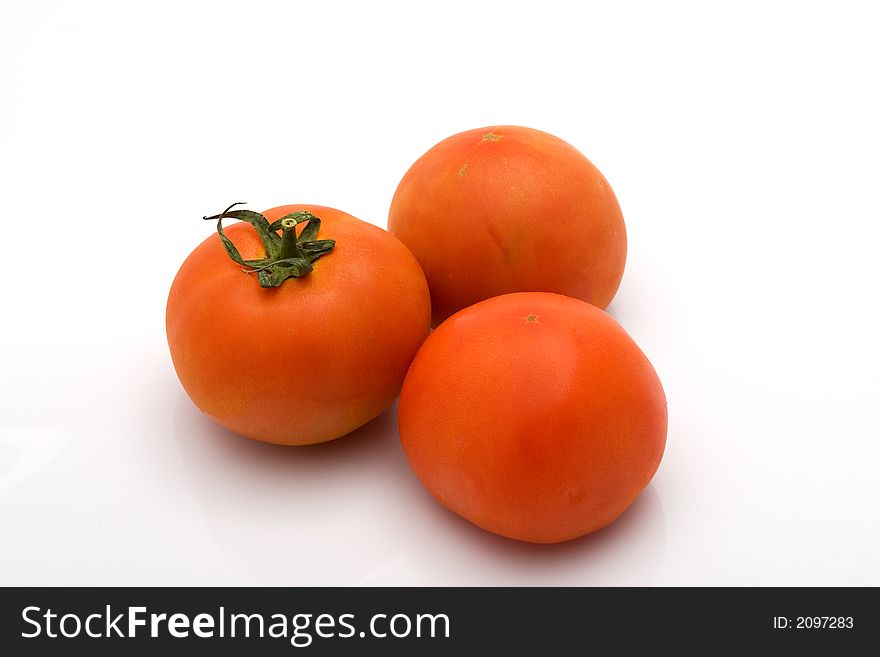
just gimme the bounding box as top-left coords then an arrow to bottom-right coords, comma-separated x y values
167,204 -> 431,445
388,125 -> 627,325
398,292 -> 666,543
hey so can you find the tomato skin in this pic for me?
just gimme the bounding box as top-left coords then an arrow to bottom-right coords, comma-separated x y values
388,126 -> 627,326
167,205 -> 431,445
398,292 -> 666,543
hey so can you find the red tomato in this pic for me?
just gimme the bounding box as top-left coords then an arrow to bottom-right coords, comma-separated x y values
388,125 -> 627,326
167,204 -> 431,445
398,292 -> 666,543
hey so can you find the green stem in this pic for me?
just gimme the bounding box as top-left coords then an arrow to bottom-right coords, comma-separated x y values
204,204 -> 336,288
278,217 -> 303,260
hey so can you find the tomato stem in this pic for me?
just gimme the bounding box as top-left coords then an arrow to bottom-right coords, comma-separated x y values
203,203 -> 336,288
278,217 -> 303,260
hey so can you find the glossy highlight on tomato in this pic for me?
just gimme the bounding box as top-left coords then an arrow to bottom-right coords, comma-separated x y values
389,125 -> 627,325
167,204 -> 431,445
398,292 -> 667,543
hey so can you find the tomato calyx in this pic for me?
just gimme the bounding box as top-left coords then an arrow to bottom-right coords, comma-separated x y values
204,202 -> 336,287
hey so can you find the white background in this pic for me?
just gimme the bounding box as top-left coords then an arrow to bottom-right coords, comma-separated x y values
1,0 -> 878,586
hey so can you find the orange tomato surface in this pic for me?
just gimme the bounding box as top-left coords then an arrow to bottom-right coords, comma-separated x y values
388,125 -> 627,326
398,292 -> 667,543
167,205 -> 431,445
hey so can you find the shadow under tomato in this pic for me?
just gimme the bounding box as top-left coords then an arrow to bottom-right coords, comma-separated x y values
172,395 -> 411,585
176,399 -> 401,468
173,391 -> 667,586
385,475 -> 666,586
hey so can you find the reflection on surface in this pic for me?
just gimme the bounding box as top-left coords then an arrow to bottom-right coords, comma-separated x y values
174,397 -> 666,586
0,427 -> 72,498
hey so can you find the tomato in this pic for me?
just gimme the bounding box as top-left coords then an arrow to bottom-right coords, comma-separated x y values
398,292 -> 666,543
388,125 -> 627,325
167,204 -> 431,445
